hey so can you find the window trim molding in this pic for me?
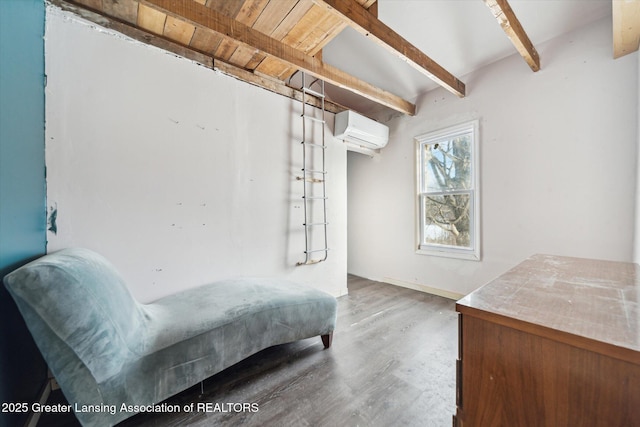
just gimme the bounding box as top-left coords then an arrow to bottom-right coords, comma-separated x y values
415,119 -> 481,261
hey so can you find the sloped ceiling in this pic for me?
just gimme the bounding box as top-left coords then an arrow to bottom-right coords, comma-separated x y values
323,0 -> 613,116
50,0 -> 632,119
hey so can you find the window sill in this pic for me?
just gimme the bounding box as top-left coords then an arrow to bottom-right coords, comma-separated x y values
417,246 -> 481,261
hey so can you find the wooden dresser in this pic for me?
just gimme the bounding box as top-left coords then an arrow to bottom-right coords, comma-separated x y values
454,254 -> 640,427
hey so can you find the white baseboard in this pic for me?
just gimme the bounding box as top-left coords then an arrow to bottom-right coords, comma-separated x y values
382,277 -> 465,301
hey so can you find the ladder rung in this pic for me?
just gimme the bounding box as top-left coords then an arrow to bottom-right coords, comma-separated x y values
297,259 -> 324,266
303,222 -> 328,227
301,114 -> 326,124
303,196 -> 327,200
303,87 -> 325,99
304,248 -> 329,254
301,142 -> 326,149
296,176 -> 324,183
302,168 -> 327,174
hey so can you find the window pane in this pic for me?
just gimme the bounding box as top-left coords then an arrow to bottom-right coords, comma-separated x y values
423,135 -> 472,192
423,193 -> 472,248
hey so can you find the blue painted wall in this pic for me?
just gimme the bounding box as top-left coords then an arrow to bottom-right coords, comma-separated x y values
0,1 -> 47,425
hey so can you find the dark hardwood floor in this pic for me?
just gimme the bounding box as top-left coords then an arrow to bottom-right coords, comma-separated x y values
39,275 -> 458,427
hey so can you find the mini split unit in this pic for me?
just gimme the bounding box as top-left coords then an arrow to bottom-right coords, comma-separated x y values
334,110 -> 389,155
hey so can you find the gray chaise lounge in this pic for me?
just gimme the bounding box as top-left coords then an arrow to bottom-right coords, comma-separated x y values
4,248 -> 337,426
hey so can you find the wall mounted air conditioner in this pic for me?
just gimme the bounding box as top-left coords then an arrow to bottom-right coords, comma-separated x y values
334,110 -> 389,154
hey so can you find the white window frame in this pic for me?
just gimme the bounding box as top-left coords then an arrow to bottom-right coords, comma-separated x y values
415,120 -> 480,261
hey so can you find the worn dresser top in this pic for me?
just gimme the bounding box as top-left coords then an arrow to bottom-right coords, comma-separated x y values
456,254 -> 640,363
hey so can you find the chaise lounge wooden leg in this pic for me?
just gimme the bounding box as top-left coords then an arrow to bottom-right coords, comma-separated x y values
321,333 -> 333,349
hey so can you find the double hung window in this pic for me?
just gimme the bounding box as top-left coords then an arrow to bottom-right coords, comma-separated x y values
416,120 -> 480,260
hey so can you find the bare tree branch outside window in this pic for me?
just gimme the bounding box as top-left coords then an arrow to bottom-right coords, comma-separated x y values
422,137 -> 472,247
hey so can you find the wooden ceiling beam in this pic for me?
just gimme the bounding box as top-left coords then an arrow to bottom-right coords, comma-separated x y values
312,0 -> 466,97
141,0 -> 416,115
612,0 -> 640,59
364,0 -> 378,18
483,0 -> 540,71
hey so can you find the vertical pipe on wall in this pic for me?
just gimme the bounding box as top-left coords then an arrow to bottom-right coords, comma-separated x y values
0,1 -> 48,425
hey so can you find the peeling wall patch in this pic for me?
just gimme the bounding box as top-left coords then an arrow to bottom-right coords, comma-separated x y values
48,204 -> 58,235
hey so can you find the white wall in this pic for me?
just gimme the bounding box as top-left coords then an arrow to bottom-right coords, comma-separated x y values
635,48 -> 640,264
349,17 -> 639,297
45,7 -> 347,302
